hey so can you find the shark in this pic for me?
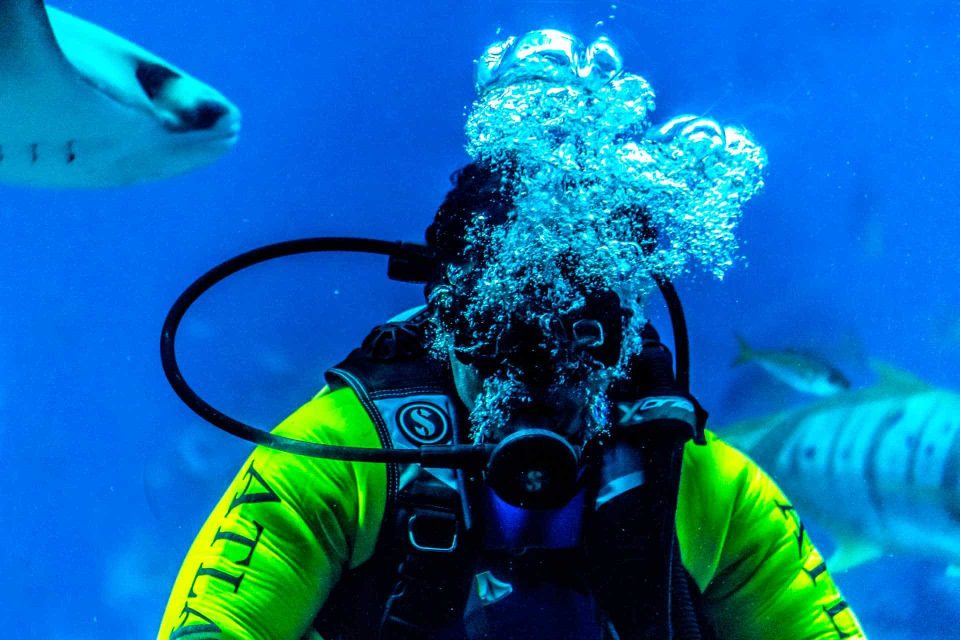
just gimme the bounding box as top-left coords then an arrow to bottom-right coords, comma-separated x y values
0,0 -> 240,188
722,362 -> 960,573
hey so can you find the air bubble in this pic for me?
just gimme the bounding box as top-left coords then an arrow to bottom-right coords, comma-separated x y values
442,29 -> 766,441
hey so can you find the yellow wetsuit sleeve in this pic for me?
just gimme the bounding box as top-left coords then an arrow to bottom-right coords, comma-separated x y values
156,387 -> 388,640
677,432 -> 866,640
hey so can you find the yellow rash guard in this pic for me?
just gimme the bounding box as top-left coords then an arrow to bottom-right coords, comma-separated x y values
157,386 -> 865,640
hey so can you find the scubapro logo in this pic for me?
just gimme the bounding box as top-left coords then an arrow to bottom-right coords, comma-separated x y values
397,403 -> 451,445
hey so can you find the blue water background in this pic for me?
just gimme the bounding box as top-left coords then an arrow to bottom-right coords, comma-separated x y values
1,1 -> 958,637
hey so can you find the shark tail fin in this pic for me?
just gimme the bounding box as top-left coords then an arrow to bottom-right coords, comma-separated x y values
719,414 -> 783,452
732,333 -> 753,367
827,538 -> 885,573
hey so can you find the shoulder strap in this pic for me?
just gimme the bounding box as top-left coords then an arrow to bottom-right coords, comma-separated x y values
316,311 -> 478,639
380,465 -> 478,639
325,310 -> 461,505
326,310 -> 450,399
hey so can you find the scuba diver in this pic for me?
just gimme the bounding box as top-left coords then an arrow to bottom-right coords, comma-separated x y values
156,30 -> 865,640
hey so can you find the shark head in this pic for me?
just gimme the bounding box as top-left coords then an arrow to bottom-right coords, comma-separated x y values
0,2 -> 240,188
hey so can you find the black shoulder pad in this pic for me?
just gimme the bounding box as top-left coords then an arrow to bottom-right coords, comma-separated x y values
326,310 -> 452,398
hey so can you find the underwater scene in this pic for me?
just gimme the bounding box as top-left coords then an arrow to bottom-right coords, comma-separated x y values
1,0 -> 958,638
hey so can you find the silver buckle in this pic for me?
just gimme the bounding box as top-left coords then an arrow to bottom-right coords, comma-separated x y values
407,513 -> 459,553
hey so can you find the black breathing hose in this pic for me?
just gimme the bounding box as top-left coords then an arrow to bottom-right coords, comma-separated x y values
160,237 -> 491,467
672,539 -> 704,640
160,236 -> 694,463
654,276 -> 690,393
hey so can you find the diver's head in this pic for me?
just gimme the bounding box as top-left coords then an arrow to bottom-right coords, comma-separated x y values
424,161 -> 636,446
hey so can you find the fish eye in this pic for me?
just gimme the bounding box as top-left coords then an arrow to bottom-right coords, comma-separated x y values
135,61 -> 181,100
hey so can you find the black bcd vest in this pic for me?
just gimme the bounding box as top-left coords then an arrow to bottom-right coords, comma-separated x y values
311,313 -> 716,640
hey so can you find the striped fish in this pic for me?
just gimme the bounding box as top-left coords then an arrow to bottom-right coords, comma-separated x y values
722,361 -> 960,572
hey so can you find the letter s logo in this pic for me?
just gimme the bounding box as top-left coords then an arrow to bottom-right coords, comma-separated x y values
397,403 -> 451,445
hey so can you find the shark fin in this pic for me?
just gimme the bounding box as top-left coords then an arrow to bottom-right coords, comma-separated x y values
869,359 -> 930,391
828,538 -> 885,573
719,416 -> 778,451
732,333 -> 753,367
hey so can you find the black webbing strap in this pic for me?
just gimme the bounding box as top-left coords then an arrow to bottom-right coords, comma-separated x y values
380,469 -> 477,639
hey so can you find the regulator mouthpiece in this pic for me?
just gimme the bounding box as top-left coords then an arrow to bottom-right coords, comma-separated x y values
486,428 -> 580,509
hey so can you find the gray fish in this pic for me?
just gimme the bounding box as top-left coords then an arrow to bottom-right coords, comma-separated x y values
733,334 -> 851,396
0,0 -> 240,187
723,361 -> 960,573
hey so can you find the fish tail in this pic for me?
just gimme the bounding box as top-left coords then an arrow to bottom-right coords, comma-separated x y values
733,333 -> 752,367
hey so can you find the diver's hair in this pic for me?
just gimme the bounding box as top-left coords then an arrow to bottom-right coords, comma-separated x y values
425,161 -> 517,280
425,162 -> 657,277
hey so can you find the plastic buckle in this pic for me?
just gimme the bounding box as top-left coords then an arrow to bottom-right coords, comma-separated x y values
407,512 -> 459,553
